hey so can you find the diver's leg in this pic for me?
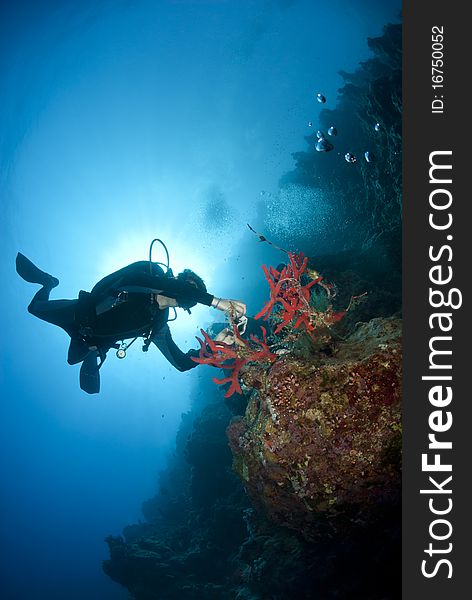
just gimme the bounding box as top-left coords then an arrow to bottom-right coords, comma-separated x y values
16,253 -> 59,288
28,295 -> 78,330
29,285 -> 54,304
17,253 -> 77,330
79,350 -> 101,394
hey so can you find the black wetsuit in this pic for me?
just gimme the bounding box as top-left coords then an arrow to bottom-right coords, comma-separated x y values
28,261 -> 214,372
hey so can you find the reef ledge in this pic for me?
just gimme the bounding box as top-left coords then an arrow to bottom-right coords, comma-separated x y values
227,316 -> 402,539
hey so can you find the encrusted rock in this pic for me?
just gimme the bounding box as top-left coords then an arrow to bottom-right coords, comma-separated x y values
227,317 -> 401,538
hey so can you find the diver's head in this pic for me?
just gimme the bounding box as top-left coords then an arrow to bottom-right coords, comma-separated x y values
176,269 -> 207,311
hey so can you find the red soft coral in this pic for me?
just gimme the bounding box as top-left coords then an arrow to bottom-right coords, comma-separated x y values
192,252 -> 348,398
255,252 -> 341,334
191,326 -> 276,398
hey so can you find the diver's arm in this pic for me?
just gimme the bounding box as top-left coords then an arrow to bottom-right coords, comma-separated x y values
151,325 -> 199,372
90,261 -> 214,306
118,272 -> 214,306
90,262 -> 149,298
211,298 -> 247,318
91,261 -> 246,314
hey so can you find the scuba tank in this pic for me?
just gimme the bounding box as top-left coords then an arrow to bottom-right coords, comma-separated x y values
118,238 -> 177,358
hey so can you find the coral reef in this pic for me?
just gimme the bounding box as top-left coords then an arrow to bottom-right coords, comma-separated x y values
194,252 -> 347,399
255,252 -> 344,333
227,317 -> 401,538
103,336 -> 400,600
191,326 -> 276,398
103,318 -> 401,599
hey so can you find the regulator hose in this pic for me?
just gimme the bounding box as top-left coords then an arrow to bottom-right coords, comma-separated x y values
149,238 -> 177,322
149,238 -> 170,274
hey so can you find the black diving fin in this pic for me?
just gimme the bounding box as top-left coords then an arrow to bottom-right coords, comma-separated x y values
79,351 -> 101,394
16,252 -> 59,289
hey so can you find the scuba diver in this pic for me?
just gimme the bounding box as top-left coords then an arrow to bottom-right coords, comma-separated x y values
16,249 -> 246,394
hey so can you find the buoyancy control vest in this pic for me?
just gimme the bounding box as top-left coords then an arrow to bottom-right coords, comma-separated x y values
69,262 -> 172,364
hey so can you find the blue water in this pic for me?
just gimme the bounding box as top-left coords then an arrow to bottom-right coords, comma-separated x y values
1,1 -> 400,598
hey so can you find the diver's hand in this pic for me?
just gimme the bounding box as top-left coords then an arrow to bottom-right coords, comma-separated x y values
211,297 -> 246,318
214,327 -> 245,347
214,328 -> 235,345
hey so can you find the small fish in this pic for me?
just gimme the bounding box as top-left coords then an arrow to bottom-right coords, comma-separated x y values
315,138 -> 334,152
306,268 -> 320,280
247,223 -> 289,254
344,152 -> 357,163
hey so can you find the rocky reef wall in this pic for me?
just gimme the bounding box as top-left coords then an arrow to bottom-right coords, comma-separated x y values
228,317 -> 401,538
103,318 -> 401,599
